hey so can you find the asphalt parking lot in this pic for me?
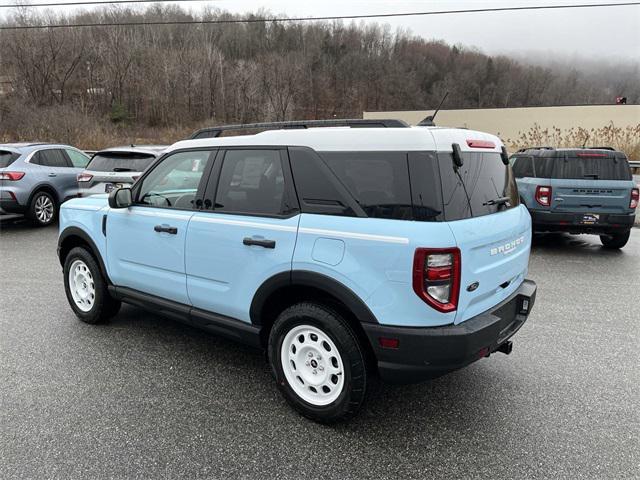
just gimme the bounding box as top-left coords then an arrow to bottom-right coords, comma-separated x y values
1,219 -> 639,479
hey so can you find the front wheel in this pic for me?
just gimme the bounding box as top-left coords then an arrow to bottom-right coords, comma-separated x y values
600,230 -> 630,249
63,247 -> 121,324
268,302 -> 369,423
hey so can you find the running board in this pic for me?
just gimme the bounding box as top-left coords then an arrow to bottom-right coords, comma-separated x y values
108,286 -> 262,348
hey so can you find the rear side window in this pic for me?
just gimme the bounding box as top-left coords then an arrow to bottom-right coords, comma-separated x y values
0,150 -> 20,168
534,154 -> 631,180
407,151 -> 444,222
87,153 -> 156,172
214,149 -> 287,216
512,156 -> 535,178
33,149 -> 69,167
437,152 -> 519,221
288,147 -> 359,217
320,151 -> 412,220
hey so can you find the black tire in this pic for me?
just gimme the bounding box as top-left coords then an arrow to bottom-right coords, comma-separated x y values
268,302 -> 369,423
63,246 -> 121,324
27,190 -> 57,226
600,230 -> 630,249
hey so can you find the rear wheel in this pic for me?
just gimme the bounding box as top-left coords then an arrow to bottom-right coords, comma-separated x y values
600,230 -> 630,249
27,190 -> 57,226
268,302 -> 368,423
63,247 -> 121,324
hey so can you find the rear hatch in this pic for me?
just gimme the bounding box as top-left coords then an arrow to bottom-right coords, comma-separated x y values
542,151 -> 633,214
429,134 -> 531,324
81,151 -> 157,194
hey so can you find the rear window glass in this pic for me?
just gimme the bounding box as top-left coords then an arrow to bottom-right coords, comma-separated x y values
320,151 -> 412,220
534,154 -> 631,180
437,152 -> 519,221
0,151 -> 20,168
87,152 -> 156,172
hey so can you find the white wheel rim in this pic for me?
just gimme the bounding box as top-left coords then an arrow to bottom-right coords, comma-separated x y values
280,324 -> 345,406
68,259 -> 96,312
35,195 -> 54,223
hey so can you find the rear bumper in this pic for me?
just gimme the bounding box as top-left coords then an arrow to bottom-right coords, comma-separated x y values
530,210 -> 635,234
363,279 -> 536,384
0,198 -> 26,214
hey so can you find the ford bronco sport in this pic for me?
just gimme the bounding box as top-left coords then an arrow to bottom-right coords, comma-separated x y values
512,147 -> 637,248
58,120 -> 537,422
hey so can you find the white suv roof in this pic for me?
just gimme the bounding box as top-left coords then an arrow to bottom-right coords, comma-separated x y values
168,126 -> 503,154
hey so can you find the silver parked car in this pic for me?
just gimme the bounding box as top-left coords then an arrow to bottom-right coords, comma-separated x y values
0,143 -> 91,226
78,145 -> 166,196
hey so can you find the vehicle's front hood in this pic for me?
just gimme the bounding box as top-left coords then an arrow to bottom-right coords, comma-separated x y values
62,195 -> 108,211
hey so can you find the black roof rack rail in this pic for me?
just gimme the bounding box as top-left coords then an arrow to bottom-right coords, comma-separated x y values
516,146 -> 556,153
189,119 -> 410,140
588,146 -> 616,151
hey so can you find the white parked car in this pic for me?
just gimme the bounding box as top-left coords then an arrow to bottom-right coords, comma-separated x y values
78,145 -> 166,196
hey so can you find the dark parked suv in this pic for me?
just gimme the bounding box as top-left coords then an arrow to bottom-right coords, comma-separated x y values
512,147 -> 638,248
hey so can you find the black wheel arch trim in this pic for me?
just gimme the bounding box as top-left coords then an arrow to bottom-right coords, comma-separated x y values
58,226 -> 110,284
250,270 -> 379,325
27,183 -> 60,206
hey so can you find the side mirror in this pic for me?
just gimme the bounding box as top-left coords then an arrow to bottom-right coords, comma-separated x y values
452,143 -> 464,168
501,146 -> 510,166
108,187 -> 132,209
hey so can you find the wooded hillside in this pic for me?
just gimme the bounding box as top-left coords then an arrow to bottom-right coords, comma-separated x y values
1,6 -> 638,147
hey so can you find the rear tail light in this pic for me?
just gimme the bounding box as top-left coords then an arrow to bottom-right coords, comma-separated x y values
631,188 -> 639,209
77,173 -> 93,182
0,171 -> 25,181
413,248 -> 461,313
535,185 -> 552,206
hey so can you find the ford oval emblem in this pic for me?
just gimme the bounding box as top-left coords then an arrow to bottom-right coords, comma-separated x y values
466,281 -> 479,292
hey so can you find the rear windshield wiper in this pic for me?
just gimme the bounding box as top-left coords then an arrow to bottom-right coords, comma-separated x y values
113,167 -> 135,172
583,173 -> 599,179
483,196 -> 511,207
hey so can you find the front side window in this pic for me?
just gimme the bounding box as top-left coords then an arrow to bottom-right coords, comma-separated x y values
66,149 -> 90,168
214,150 -> 286,216
137,150 -> 212,210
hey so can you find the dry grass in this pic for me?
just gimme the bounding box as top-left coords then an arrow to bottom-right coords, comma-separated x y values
2,103 -> 639,163
506,123 -> 640,160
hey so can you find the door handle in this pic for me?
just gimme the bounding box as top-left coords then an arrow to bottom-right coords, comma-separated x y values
48,173 -> 57,177
243,237 -> 276,249
154,224 -> 178,234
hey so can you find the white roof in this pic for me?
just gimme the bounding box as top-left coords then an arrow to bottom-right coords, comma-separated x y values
167,126 -> 503,154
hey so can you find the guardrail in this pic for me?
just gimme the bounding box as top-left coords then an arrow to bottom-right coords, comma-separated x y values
629,160 -> 639,168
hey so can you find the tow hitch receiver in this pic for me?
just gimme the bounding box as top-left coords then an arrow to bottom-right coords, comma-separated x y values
496,340 -> 513,355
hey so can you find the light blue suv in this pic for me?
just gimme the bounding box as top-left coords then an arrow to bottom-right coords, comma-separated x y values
0,143 -> 91,225
57,120 -> 537,422
512,147 -> 638,248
